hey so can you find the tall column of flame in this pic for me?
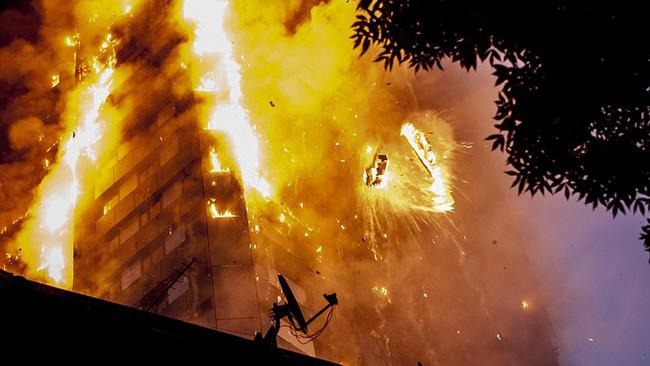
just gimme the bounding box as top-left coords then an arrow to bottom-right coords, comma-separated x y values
183,0 -> 270,197
14,34 -> 118,287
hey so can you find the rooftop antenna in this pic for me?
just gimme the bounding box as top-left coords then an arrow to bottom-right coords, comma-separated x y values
255,274 -> 338,347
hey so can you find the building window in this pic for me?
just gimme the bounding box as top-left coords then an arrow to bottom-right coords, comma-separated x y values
162,181 -> 182,208
160,136 -> 178,165
167,274 -> 189,304
103,193 -> 118,215
140,212 -> 149,227
120,260 -> 141,290
117,140 -> 132,161
119,173 -> 138,199
150,199 -> 162,219
138,159 -> 158,184
165,225 -> 186,254
107,235 -> 119,253
120,215 -> 139,244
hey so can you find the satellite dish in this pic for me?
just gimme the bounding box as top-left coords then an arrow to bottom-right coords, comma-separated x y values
255,274 -> 338,347
278,275 -> 308,333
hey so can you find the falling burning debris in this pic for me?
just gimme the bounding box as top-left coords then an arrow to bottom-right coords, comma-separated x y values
182,0 -> 270,197
364,153 -> 389,189
51,74 -> 60,88
401,122 -> 455,212
372,286 -> 392,304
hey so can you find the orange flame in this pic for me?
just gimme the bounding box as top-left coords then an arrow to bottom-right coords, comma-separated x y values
401,122 -> 454,212
13,32 -> 118,287
207,199 -> 237,219
182,0 -> 270,197
209,148 -> 230,173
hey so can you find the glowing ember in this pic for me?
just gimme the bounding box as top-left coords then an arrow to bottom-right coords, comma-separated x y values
401,122 -> 454,212
521,299 -> 529,310
372,286 -> 392,304
209,148 -> 230,173
183,0 -> 270,197
65,35 -> 77,47
51,74 -> 60,88
207,199 -> 237,219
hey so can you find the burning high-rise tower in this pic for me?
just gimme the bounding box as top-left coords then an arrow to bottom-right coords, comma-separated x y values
70,0 -> 322,356
1,0 -> 561,364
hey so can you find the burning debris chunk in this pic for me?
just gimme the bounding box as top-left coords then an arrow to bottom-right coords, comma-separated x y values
364,153 -> 389,189
372,285 -> 392,304
401,122 -> 454,212
51,74 -> 60,88
401,123 -> 439,179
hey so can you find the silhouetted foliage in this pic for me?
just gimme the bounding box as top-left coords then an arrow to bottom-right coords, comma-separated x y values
352,0 -> 650,259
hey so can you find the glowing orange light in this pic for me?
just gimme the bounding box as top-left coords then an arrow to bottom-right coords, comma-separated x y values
372,286 -> 392,304
183,0 -> 270,197
209,148 -> 230,173
13,30 -> 118,286
401,122 -> 454,212
207,199 -> 237,218
51,75 -> 60,88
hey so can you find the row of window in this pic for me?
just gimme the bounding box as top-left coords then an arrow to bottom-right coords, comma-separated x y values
120,223 -> 187,290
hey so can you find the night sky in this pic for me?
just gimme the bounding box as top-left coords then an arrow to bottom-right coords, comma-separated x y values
415,63 -> 650,366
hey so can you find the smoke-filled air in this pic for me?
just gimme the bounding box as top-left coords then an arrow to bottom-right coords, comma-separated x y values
0,1 -> 558,365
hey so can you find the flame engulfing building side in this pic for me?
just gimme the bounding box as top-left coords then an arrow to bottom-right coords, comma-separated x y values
71,0 -> 318,356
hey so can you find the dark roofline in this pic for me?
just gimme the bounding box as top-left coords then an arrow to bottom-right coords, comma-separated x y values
0,269 -> 339,364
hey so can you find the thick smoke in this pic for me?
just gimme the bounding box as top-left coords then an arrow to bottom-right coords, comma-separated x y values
0,0 -> 560,364
0,1 -> 70,265
228,1 -> 558,365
